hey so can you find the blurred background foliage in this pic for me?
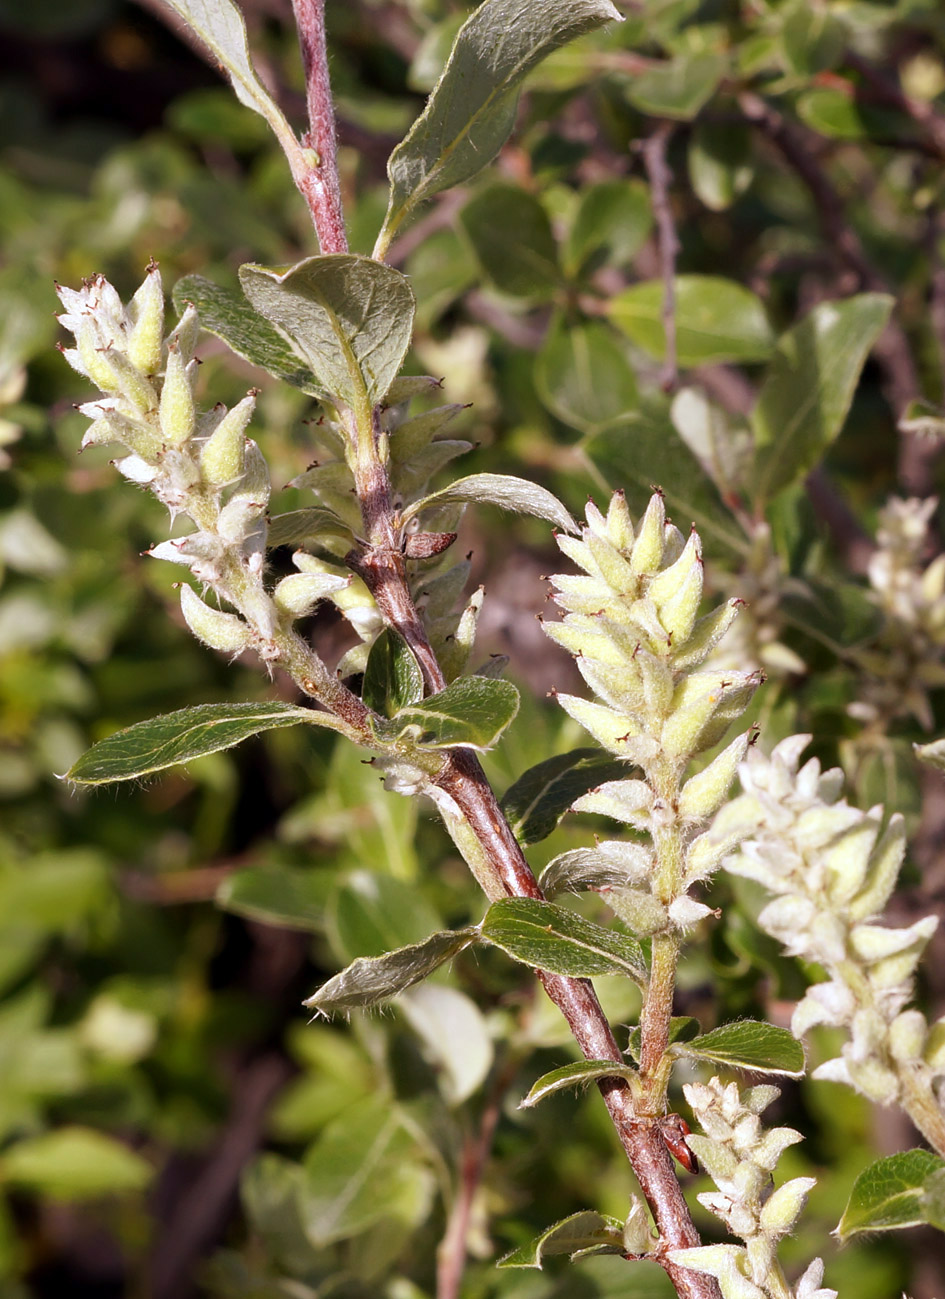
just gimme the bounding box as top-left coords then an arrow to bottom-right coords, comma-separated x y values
3,0 -> 945,1295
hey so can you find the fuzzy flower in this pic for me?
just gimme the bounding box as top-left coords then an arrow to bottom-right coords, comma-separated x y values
852,496 -> 945,729
712,736 -> 945,1116
540,491 -> 760,934
668,1078 -> 833,1299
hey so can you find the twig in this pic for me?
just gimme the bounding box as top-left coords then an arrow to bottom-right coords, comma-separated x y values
739,90 -> 935,494
437,1056 -> 519,1299
290,0 -> 348,253
845,49 -> 945,162
148,1054 -> 292,1299
641,123 -> 679,392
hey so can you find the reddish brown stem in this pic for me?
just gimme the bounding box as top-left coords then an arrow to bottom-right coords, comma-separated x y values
291,0 -> 348,253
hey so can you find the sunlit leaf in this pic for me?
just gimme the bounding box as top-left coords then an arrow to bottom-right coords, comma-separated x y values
838,1150 -> 945,1240
500,748 -> 627,846
377,0 -> 622,252
482,898 -> 647,985
67,702 -> 351,785
392,676 -> 520,750
519,1059 -> 636,1108
216,866 -> 332,933
304,927 -> 480,1014
240,255 -> 416,411
498,1210 -> 625,1267
535,319 -> 639,435
362,629 -> 424,719
172,275 -> 324,395
608,275 -> 774,367
402,473 -> 577,534
671,1021 -> 805,1076
0,1128 -> 152,1199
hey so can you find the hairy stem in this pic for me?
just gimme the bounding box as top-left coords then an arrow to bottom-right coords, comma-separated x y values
290,0 -> 348,253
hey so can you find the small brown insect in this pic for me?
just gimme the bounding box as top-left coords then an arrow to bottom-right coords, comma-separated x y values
658,1113 -> 699,1174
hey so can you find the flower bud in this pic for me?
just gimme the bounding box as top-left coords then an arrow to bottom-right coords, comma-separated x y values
273,571 -> 349,618
180,584 -> 250,654
159,344 -> 196,445
679,734 -> 750,821
200,393 -> 255,486
629,491 -> 666,576
759,1177 -> 815,1236
126,263 -> 165,375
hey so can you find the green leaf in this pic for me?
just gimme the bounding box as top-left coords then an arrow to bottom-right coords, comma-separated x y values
500,748 -> 627,846
749,293 -> 893,505
837,1150 -> 945,1241
535,319 -> 639,436
482,897 -> 647,985
266,506 -> 356,549
172,275 -> 323,395
671,1020 -> 805,1076
162,0 -> 300,155
520,1059 -> 637,1108
585,416 -> 748,558
299,1098 -> 433,1246
376,0 -> 622,253
362,629 -> 424,719
459,184 -> 559,300
216,866 -> 332,933
565,179 -> 652,276
393,676 -> 520,751
402,473 -> 577,534
66,702 -> 351,785
687,123 -> 754,212
304,927 -> 480,1015
498,1210 -> 625,1267
626,1016 -> 699,1063
625,52 -> 728,120
239,254 -> 416,412
608,275 -> 774,367
0,1127 -> 152,1199
796,88 -> 868,139
780,2 -> 845,76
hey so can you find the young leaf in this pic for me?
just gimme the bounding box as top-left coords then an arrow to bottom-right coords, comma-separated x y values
402,473 -> 577,534
626,1016 -> 700,1063
362,629 -> 424,719
749,293 -> 893,506
519,1059 -> 637,1109
240,255 -> 416,412
535,319 -> 639,436
671,1021 -> 805,1076
608,275 -> 774,367
482,898 -> 647,985
500,748 -> 628,846
393,676 -> 520,750
66,702 -> 352,785
459,184 -> 560,300
172,275 -> 324,396
837,1149 -> 945,1241
376,0 -> 621,254
304,927 -> 480,1015
162,0 -> 300,158
216,866 -> 333,933
0,1127 -> 152,1199
498,1210 -> 625,1267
